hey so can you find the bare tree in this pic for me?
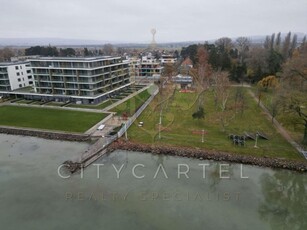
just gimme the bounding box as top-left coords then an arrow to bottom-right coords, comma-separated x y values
282,43 -> 307,85
212,71 -> 231,131
282,32 -> 292,59
189,46 -> 212,111
267,94 -> 281,123
234,87 -> 246,117
269,33 -> 275,50
264,36 -> 270,50
215,37 -> 233,53
246,46 -> 269,80
195,46 -> 212,89
0,47 -> 14,61
289,34 -> 298,58
102,44 -> 114,56
275,32 -> 282,51
280,44 -> 307,145
236,37 -> 250,64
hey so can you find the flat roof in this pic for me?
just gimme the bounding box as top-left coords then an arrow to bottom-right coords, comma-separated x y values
0,61 -> 30,67
29,56 -> 121,62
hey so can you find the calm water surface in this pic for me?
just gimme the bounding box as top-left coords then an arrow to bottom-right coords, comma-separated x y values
0,134 -> 306,230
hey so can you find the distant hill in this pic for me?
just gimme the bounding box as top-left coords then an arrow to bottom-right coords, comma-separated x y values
0,38 -> 113,47
244,32 -> 306,44
0,32 -> 305,48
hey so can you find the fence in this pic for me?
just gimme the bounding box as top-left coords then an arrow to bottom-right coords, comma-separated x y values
117,87 -> 159,138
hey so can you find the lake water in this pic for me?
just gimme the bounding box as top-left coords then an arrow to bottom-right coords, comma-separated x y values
0,134 -> 306,230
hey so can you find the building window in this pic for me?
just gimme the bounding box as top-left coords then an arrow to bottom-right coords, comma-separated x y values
21,72 -> 23,75
18,78 -> 21,82
17,72 -> 20,76
15,66 -> 19,70
20,66 -> 22,69
19,84 -> 22,87
28,76 -> 32,79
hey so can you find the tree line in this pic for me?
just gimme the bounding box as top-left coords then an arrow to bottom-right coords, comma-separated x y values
181,32 -> 306,83
183,32 -> 307,146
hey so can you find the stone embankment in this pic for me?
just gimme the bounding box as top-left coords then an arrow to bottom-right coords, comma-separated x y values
110,140 -> 307,172
0,127 -> 90,142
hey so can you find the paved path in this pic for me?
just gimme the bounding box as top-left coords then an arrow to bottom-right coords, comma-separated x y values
5,84 -> 151,115
248,89 -> 306,159
7,102 -> 105,113
102,84 -> 152,112
0,100 -> 10,106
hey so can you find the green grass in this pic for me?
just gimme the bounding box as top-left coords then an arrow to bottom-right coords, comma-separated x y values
255,88 -> 306,145
15,100 -> 33,104
0,106 -> 106,133
127,87 -> 302,160
111,90 -> 151,116
46,102 -> 65,106
67,100 -> 114,110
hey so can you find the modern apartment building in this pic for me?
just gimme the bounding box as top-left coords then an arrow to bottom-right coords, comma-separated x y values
138,56 -> 163,78
129,55 -> 163,83
0,61 -> 33,91
129,57 -> 141,82
159,54 -> 177,65
29,56 -> 130,104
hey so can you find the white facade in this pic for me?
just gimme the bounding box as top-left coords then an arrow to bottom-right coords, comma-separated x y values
128,55 -> 163,82
0,62 -> 33,91
159,54 -> 177,65
29,56 -> 130,104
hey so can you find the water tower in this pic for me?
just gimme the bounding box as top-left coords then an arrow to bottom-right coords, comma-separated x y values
150,28 -> 157,50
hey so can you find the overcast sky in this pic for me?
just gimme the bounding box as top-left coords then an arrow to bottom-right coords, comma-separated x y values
1,0 -> 306,43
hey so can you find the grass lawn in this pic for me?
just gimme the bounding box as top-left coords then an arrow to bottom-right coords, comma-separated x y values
46,102 -> 65,106
127,87 -> 302,160
253,87 -> 306,145
15,100 -> 33,104
67,100 -> 114,110
0,106 -> 106,133
111,90 -> 151,116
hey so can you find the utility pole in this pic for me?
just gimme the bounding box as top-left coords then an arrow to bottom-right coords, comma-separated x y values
202,129 -> 205,143
125,122 -> 128,140
254,133 -> 259,148
158,109 -> 162,139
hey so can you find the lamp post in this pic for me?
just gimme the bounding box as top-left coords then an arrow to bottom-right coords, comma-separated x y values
125,122 -> 128,140
158,109 -> 162,139
254,133 -> 259,148
202,129 -> 205,143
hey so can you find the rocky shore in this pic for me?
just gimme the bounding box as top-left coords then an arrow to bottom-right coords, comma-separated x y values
0,127 -> 90,142
110,140 -> 307,172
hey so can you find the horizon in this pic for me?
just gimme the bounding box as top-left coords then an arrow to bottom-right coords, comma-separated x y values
1,31 -> 306,47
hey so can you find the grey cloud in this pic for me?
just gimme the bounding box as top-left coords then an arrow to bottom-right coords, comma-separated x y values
0,0 -> 306,42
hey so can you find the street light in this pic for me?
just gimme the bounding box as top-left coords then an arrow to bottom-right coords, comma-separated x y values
125,122 -> 128,140
158,109 -> 162,139
254,133 -> 259,148
202,129 -> 205,143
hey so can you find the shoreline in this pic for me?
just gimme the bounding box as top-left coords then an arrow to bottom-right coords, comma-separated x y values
109,139 -> 307,173
0,126 -> 90,142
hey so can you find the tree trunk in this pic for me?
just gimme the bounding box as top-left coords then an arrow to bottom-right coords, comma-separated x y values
303,122 -> 307,146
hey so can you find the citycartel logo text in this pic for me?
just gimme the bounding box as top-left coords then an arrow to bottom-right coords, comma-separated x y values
58,163 -> 249,180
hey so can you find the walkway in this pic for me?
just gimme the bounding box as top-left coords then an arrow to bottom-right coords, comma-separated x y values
102,84 -> 152,112
7,102 -> 106,113
248,89 -> 307,159
64,84 -> 159,172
